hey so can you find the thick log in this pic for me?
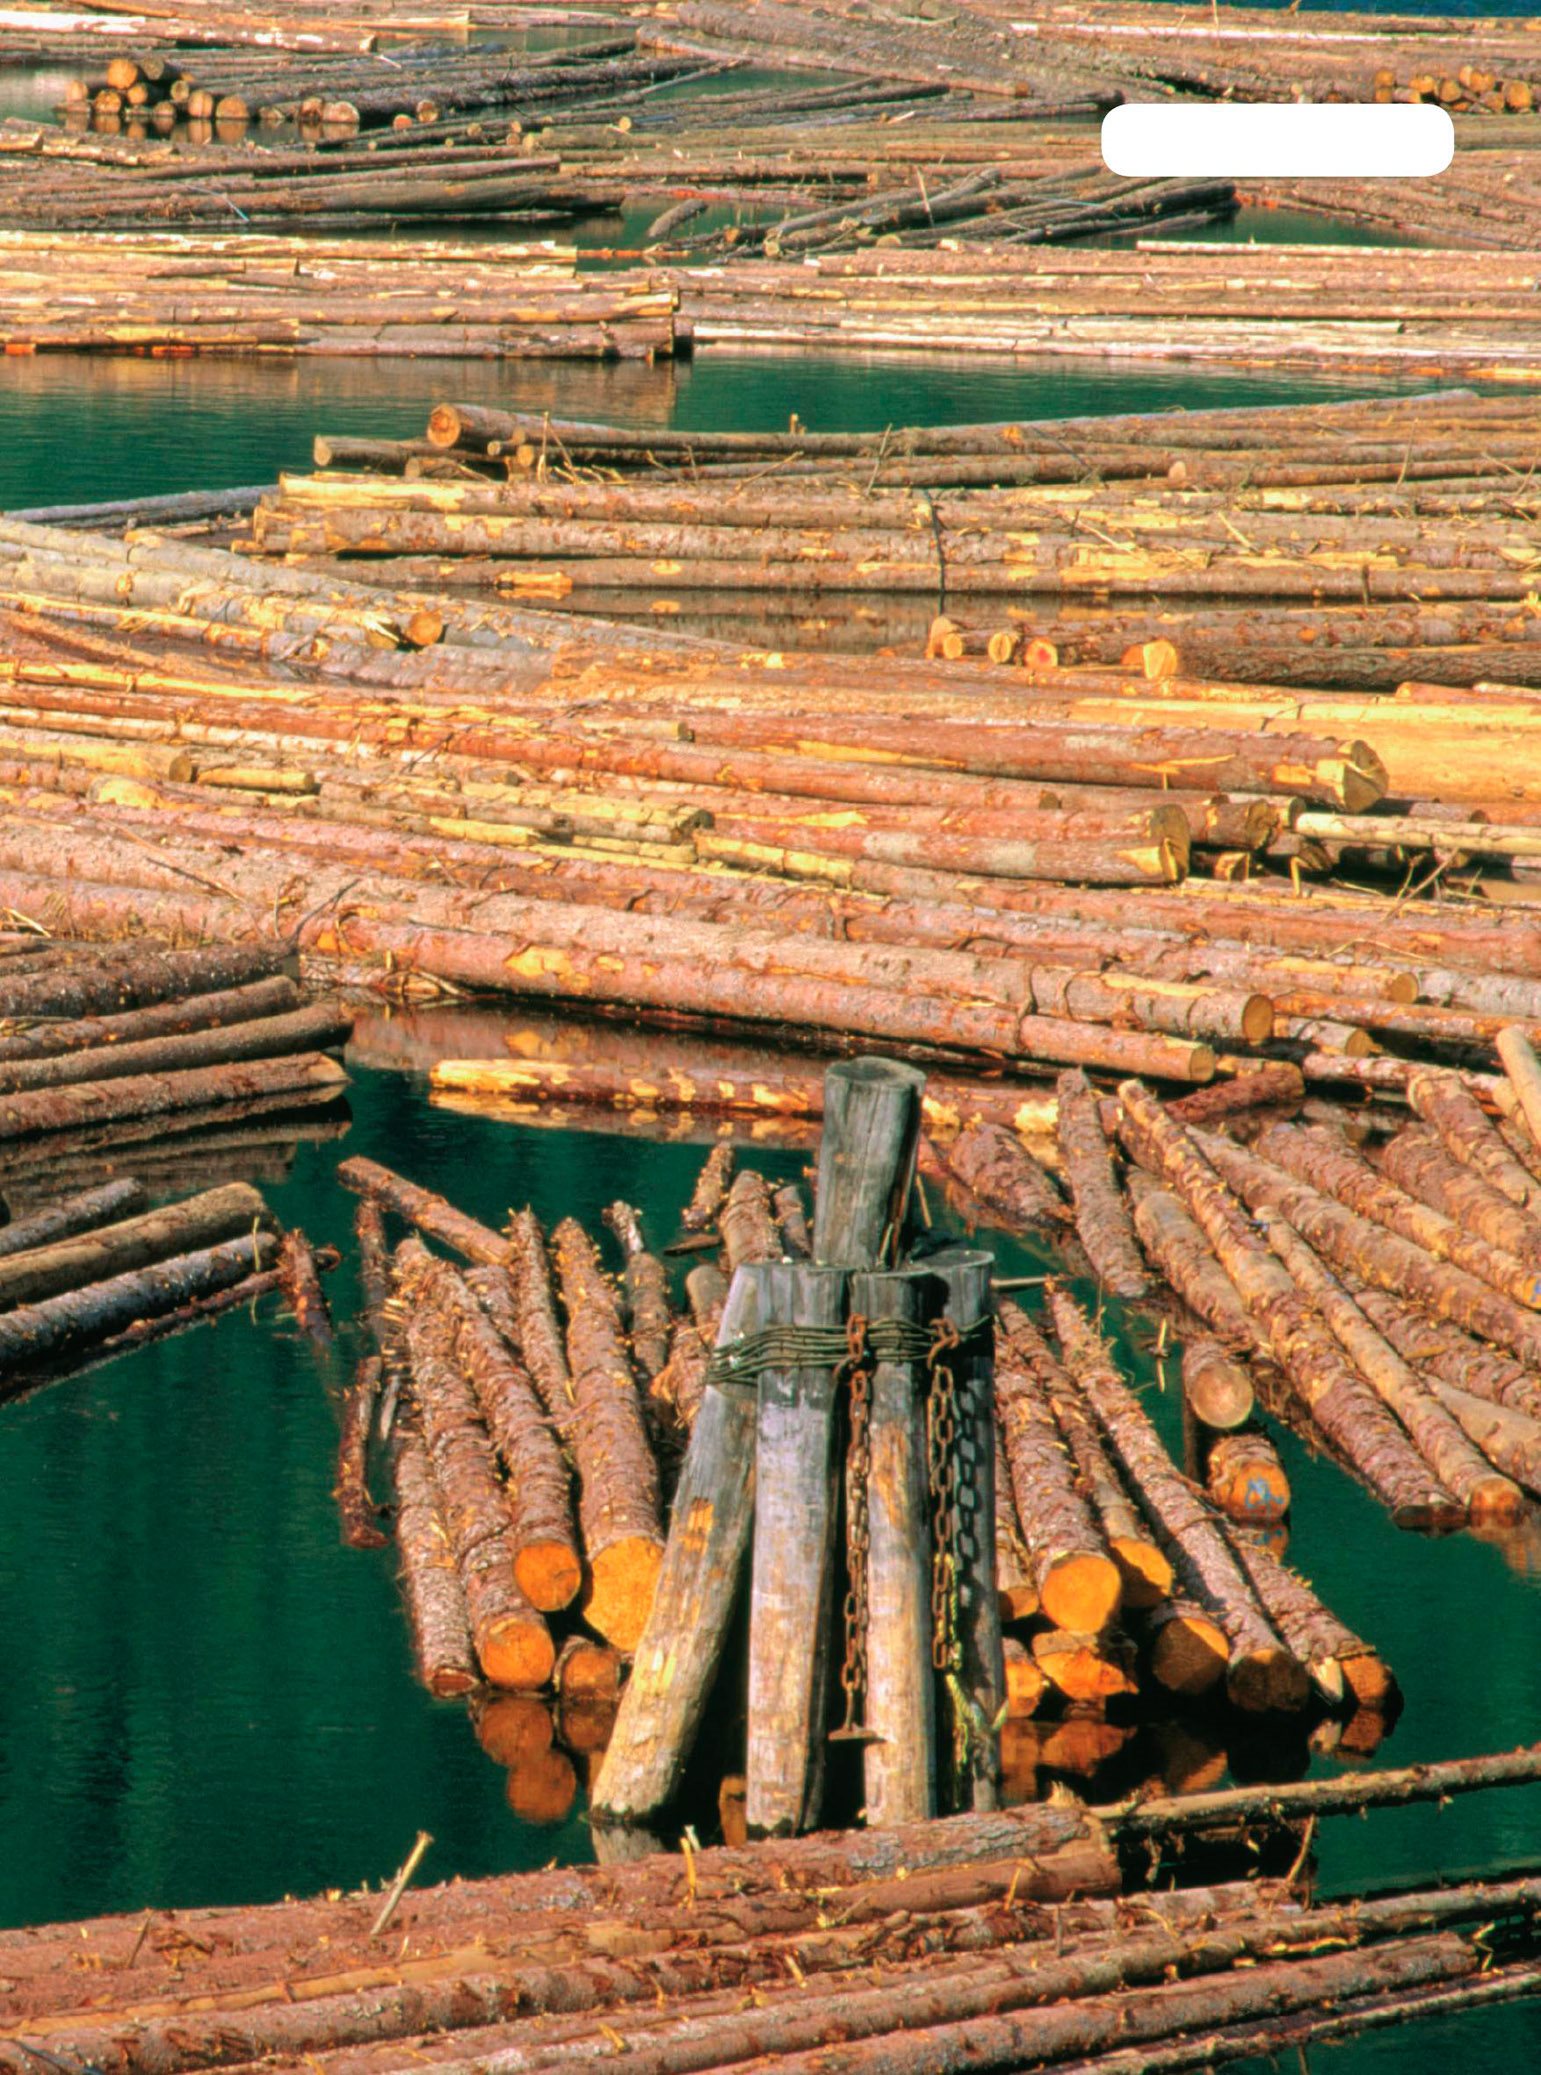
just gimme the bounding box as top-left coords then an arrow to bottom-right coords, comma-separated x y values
944,1121 -> 1069,1238
338,1154 -> 507,1265
398,1241 -> 554,1691
0,1230 -> 278,1381
1000,1301 -> 1170,1610
427,1262 -> 581,1613
991,1306 -> 1122,1634
0,1176 -> 145,1260
720,1166 -> 779,1272
1054,1067 -> 1147,1299
553,1216 -> 666,1651
1181,1336 -> 1255,1432
1227,1526 -> 1392,1713
592,1266 -> 764,1827
505,1208 -> 578,1449
278,1229 -> 332,1348
0,1179 -> 273,1312
1409,1064 -> 1541,1216
682,1141 -> 734,1232
1048,1280 -> 1307,1714
1351,1282 -> 1541,1425
0,941 -> 292,1020
604,1200 -> 673,1381
748,1260 -> 849,1835
0,1051 -> 347,1143
1167,1063 -> 1306,1128
1373,1126 -> 1541,1272
0,972 -> 300,1065
388,1421 -> 477,1700
1496,1025 -> 1541,1155
1260,1213 -> 1523,1523
1127,1172 -> 1252,1355
1143,1597 -> 1230,1698
335,1355 -> 386,1551
0,998 -> 350,1095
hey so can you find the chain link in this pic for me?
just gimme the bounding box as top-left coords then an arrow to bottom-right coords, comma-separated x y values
832,1314 -> 876,1743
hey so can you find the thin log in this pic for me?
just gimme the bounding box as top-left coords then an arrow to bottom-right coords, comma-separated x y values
337,1153 -> 507,1264
0,1176 -> 145,1262
388,1421 -> 477,1700
335,1355 -> 386,1550
1054,1066 -> 1148,1299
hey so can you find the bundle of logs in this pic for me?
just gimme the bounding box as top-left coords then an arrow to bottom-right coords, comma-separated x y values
10,1751 -> 1541,2075
0,939 -> 352,1212
333,1058 -> 1393,1851
242,391 -> 1541,673
0,1150 -> 337,1409
55,38 -> 709,136
439,1026 -> 1541,1548
0,0 -> 563,56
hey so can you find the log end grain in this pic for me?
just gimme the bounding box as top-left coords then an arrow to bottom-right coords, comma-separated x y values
1149,1605 -> 1229,1697
480,1615 -> 557,1693
1109,1535 -> 1174,1610
1469,1471 -> 1527,1524
515,1539 -> 585,1614
583,1534 -> 665,1653
1226,1645 -> 1310,1715
1038,1549 -> 1123,1635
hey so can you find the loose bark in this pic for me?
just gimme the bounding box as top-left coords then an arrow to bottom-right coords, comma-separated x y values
1054,1067 -> 1148,1299
552,1216 -> 666,1651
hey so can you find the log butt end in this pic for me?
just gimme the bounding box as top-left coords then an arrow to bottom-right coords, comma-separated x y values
479,1619 -> 557,1693
583,1536 -> 665,1653
1226,1645 -> 1310,1715
517,1541 -> 585,1614
1039,1550 -> 1123,1635
1110,1537 -> 1174,1610
1468,1473 -> 1527,1524
1150,1609 -> 1229,1696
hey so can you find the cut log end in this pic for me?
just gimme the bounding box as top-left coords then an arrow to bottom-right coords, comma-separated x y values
1038,1549 -> 1123,1635
1469,1473 -> 1527,1525
1226,1645 -> 1310,1715
1110,1536 -> 1173,1610
479,1618 -> 557,1693
1150,1610 -> 1229,1697
1341,1649 -> 1400,1713
583,1536 -> 665,1652
515,1540 -> 585,1614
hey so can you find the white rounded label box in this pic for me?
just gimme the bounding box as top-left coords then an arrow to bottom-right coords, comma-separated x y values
1102,103 -> 1455,180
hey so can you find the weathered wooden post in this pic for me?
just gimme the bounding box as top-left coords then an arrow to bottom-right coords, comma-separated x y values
930,1245 -> 1004,1813
849,1262 -> 936,1827
590,1266 -> 766,1826
815,1058 -> 927,1269
746,1261 -> 849,1835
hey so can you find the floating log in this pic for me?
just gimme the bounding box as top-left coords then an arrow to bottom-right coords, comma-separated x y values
335,1355 -> 386,1552
604,1199 -> 673,1381
944,1122 -> 1069,1239
1205,1428 -> 1291,1527
991,1306 -> 1123,1635
338,1155 -> 507,1267
0,1179 -> 271,1313
552,1216 -> 666,1651
1054,1067 -> 1148,1300
389,1421 -> 477,1701
0,1176 -> 144,1260
1048,1281 -> 1307,1714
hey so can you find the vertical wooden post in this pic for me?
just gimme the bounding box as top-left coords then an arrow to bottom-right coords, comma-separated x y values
815,1058 -> 926,1267
746,1262 -> 849,1837
851,1263 -> 936,1829
929,1245 -> 1003,1814
590,1266 -> 767,1827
